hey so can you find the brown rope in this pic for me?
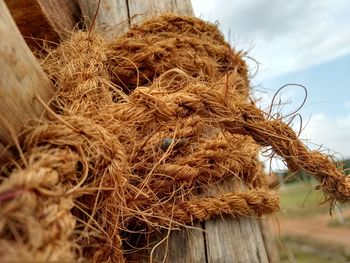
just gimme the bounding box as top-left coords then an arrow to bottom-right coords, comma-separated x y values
150,189 -> 279,225
0,14 -> 346,262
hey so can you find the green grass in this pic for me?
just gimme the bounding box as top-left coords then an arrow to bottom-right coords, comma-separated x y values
279,236 -> 350,263
279,242 -> 342,263
279,181 -> 350,218
281,251 -> 333,263
278,181 -> 350,262
279,181 -> 329,218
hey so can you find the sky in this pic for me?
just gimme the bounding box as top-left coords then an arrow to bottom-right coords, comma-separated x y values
192,0 -> 350,168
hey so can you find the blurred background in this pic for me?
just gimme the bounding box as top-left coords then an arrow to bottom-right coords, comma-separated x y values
192,1 -> 350,262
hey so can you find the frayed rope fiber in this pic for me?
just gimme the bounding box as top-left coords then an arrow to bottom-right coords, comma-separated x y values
0,14 -> 349,262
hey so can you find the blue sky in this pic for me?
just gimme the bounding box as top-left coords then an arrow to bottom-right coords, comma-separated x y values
260,53 -> 350,118
192,0 -> 350,163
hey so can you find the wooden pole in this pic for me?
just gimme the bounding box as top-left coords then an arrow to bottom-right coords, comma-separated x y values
4,0 -> 80,50
259,217 -> 280,263
120,2 -> 276,262
0,0 -> 53,161
78,0 -> 130,40
78,0 -> 194,40
127,0 -> 194,24
135,179 -> 272,263
0,0 -> 279,261
203,179 -> 270,263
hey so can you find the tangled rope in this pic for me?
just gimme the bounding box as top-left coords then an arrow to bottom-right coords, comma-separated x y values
0,14 -> 348,262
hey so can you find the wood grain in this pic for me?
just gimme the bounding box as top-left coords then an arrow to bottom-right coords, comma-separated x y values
173,0 -> 193,16
205,217 -> 269,263
0,0 -> 53,159
4,0 -> 80,50
203,177 -> 269,263
124,2 -> 207,261
128,0 -> 193,25
259,217 -> 280,263
78,0 -> 194,38
151,227 -> 206,263
78,0 -> 129,40
128,226 -> 206,263
1,1 -> 277,261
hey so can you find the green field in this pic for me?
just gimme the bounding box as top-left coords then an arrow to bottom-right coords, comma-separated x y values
280,241 -> 342,263
279,180 -> 350,217
279,181 -> 329,218
278,181 -> 350,262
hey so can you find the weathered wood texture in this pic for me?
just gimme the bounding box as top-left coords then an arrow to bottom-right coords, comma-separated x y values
130,180 -> 272,263
1,1 -> 278,262
204,177 -> 269,263
127,225 -> 206,263
259,217 -> 280,263
206,217 -> 268,263
78,0 -> 129,40
4,0 -> 80,49
0,0 -> 53,161
79,0 -> 194,39
152,227 -> 206,262
128,0 -> 194,24
78,1 -> 273,262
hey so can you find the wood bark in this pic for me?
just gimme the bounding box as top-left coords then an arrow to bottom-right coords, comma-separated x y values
4,0 -> 80,50
0,0 -> 53,161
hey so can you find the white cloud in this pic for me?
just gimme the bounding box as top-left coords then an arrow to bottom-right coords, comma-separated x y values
192,0 -> 350,81
300,113 -> 350,159
191,0 -> 350,166
259,113 -> 350,172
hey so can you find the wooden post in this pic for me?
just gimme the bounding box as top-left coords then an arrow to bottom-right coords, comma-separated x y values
135,179 -> 272,263
78,0 -> 194,40
203,178 -> 270,263
259,217 -> 280,263
127,0 -> 194,24
78,0 -> 130,40
118,2 -> 276,262
0,0 -> 53,161
0,0 -> 278,261
4,0 -> 80,50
